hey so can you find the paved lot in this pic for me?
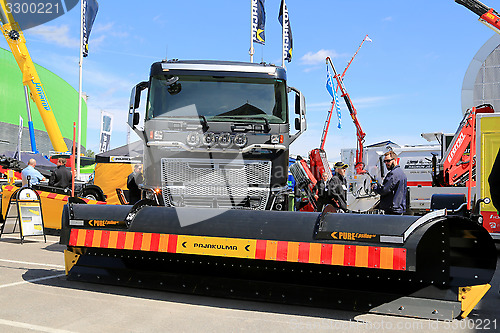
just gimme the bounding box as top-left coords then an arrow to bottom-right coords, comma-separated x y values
0,234 -> 499,333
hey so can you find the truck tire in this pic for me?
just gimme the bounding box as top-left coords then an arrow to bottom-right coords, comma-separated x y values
81,188 -> 105,202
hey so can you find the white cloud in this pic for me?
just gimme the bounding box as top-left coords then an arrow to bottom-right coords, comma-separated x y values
27,22 -> 124,53
93,22 -> 114,33
28,25 -> 79,48
301,49 -> 343,65
93,22 -> 129,38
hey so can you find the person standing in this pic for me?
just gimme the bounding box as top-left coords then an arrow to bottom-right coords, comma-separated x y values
313,171 -> 333,211
127,164 -> 144,204
21,158 -> 46,187
49,157 -> 72,189
372,151 -> 407,215
330,162 -> 349,212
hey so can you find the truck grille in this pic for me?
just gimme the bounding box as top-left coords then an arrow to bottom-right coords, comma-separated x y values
161,158 -> 271,209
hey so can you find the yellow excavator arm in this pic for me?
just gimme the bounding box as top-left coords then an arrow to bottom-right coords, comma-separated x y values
0,0 -> 68,153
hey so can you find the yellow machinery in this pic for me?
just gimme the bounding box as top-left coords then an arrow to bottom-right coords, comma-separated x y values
0,0 -> 68,153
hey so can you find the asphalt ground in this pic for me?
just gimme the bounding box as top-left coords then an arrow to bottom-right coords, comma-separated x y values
0,234 -> 499,333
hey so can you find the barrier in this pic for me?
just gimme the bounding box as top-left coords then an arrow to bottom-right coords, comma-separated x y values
1,185 -> 109,232
0,187 -> 46,243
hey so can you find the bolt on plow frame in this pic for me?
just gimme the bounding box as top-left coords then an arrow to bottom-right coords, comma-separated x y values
60,202 -> 496,320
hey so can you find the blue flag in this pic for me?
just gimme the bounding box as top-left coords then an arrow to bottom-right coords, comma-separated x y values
278,0 -> 292,62
326,65 -> 334,99
82,0 -> 99,57
326,66 -> 342,129
252,0 -> 265,45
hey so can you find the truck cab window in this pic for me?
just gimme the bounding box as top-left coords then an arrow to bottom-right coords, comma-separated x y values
146,75 -> 287,124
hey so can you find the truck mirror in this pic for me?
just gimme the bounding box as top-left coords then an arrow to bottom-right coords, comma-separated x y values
295,94 -> 301,114
295,118 -> 301,130
133,112 -> 140,126
129,81 -> 148,112
288,86 -> 307,144
129,86 -> 140,110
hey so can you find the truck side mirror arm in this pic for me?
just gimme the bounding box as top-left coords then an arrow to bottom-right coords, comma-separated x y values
128,81 -> 148,129
288,86 -> 306,144
128,81 -> 149,142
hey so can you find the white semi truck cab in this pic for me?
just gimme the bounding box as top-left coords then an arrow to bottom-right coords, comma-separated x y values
128,60 -> 306,210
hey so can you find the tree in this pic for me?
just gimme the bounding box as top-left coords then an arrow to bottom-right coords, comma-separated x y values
85,149 -> 95,158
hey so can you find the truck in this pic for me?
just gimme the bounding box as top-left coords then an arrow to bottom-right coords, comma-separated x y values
127,60 -> 305,211
60,59 -> 497,320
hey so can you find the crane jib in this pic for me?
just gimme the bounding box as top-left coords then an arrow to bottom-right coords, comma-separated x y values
32,81 -> 51,111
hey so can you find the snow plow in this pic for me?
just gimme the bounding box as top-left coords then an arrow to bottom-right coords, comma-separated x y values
60,59 -> 496,320
61,204 -> 496,320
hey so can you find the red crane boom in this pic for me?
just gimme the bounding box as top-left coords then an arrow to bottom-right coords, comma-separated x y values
326,56 -> 366,174
320,35 -> 370,151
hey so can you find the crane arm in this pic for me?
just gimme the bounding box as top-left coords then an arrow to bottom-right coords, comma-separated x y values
326,57 -> 366,172
456,0 -> 500,34
441,104 -> 494,185
321,35 -> 370,150
0,0 -> 68,153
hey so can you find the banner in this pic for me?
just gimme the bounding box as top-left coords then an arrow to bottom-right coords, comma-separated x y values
326,66 -> 342,129
278,0 -> 293,62
15,115 -> 23,160
99,111 -> 113,153
82,0 -> 99,57
252,0 -> 265,45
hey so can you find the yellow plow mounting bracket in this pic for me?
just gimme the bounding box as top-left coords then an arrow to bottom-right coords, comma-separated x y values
64,250 -> 81,276
459,284 -> 491,318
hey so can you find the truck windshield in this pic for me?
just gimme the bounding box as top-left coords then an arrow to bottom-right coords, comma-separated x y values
147,75 -> 287,124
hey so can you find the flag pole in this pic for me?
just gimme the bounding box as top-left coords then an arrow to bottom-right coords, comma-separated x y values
281,0 -> 285,69
77,0 -> 84,179
249,0 -> 254,63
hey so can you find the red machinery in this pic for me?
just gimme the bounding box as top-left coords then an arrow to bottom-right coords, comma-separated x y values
456,0 -> 500,34
326,57 -> 366,174
320,35 -> 370,152
291,40 -> 371,210
433,104 -> 494,209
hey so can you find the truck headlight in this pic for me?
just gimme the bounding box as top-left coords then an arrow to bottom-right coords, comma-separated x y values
202,132 -> 216,146
218,133 -> 232,148
186,132 -> 200,147
234,133 -> 247,148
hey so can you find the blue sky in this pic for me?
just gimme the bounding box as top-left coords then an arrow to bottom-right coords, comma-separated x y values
0,0 -> 496,159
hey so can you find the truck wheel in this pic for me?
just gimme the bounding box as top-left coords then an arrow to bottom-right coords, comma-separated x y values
81,188 -> 105,202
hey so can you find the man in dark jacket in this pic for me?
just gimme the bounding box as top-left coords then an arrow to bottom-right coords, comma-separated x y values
488,147 -> 500,213
49,158 -> 72,189
372,151 -> 407,215
127,164 -> 144,204
313,171 -> 333,211
330,162 -> 348,211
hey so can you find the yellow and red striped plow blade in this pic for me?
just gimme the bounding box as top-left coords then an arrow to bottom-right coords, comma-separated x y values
69,229 -> 407,271
2,185 -> 107,204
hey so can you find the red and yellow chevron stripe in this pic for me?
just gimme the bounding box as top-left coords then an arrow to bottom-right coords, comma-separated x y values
68,229 -> 407,271
2,185 -> 109,230
2,185 -> 107,204
0,166 -> 21,179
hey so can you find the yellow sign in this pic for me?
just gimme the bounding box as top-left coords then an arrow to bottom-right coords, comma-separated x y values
18,201 -> 43,236
88,220 -> 122,227
176,235 -> 257,259
331,231 -> 378,241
